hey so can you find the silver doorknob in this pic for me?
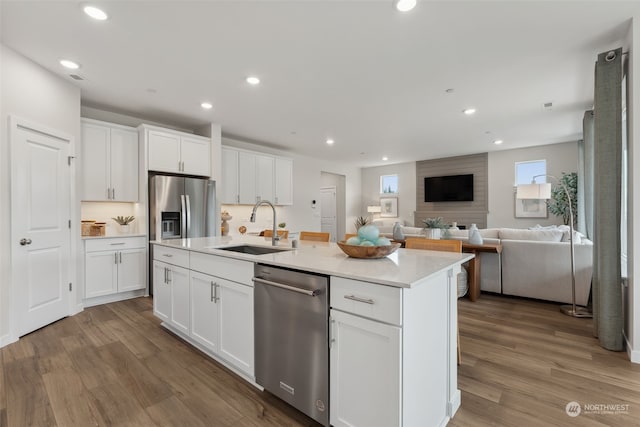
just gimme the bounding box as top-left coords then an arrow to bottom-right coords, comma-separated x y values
20,238 -> 32,246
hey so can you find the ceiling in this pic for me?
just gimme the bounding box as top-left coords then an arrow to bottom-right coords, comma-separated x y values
1,1 -> 637,167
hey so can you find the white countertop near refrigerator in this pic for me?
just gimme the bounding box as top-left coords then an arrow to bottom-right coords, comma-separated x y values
152,235 -> 473,288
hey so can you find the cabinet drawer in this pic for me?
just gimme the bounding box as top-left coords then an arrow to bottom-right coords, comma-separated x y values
153,245 -> 189,268
85,236 -> 145,252
330,277 -> 402,325
190,252 -> 253,285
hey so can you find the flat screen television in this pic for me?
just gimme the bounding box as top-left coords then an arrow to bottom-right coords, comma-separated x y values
424,174 -> 474,202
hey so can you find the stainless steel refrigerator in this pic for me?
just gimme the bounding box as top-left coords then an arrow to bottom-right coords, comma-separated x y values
149,173 -> 217,292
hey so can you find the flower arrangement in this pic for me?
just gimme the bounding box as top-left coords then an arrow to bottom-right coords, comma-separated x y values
112,215 -> 135,225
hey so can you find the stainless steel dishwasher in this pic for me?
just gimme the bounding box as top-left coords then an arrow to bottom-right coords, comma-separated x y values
253,264 -> 329,426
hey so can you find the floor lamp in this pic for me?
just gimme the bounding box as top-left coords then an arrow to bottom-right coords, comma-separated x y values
516,175 -> 593,318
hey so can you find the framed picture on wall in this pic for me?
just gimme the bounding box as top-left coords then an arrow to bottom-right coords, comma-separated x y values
514,195 -> 548,218
380,197 -> 398,218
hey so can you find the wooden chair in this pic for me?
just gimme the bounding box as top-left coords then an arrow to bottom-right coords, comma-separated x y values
299,231 -> 330,242
405,237 -> 463,364
405,238 -> 462,252
263,229 -> 289,239
344,233 -> 358,241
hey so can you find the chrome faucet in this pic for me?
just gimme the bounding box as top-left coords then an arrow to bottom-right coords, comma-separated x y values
250,200 -> 279,246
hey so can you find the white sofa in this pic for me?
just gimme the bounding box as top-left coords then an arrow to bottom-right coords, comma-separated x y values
372,220 -> 593,306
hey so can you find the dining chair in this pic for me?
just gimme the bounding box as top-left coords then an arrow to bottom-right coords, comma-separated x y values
263,229 -> 289,239
344,233 -> 358,241
405,237 -> 464,364
299,231 -> 330,242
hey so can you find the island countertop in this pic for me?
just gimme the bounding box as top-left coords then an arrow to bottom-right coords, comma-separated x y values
152,235 -> 473,288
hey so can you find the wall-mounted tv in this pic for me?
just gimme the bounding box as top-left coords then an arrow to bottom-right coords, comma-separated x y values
424,174 -> 474,202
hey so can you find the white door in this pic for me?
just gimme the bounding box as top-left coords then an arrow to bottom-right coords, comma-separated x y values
320,186 -> 337,242
330,309 -> 402,427
11,118 -> 72,337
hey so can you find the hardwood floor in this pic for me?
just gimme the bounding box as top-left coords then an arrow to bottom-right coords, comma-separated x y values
1,294 -> 639,426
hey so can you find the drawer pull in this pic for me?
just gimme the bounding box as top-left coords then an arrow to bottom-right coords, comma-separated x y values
344,294 -> 375,305
110,242 -> 126,246
162,254 -> 173,258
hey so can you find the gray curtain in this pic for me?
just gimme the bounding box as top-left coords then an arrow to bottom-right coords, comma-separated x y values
579,111 -> 594,239
592,48 -> 623,350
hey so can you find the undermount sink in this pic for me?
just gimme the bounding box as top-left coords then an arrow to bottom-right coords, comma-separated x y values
214,245 -> 291,255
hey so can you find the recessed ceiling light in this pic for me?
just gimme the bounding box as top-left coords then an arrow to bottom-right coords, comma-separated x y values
395,0 -> 416,12
60,59 -> 80,70
326,139 -> 335,145
493,140 -> 504,145
382,156 -> 389,161
83,5 -> 108,20
201,102 -> 213,109
463,108 -> 477,115
246,76 -> 260,85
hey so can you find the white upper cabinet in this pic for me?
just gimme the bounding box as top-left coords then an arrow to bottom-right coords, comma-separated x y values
274,157 -> 293,205
221,147 -> 239,204
145,126 -> 211,177
221,147 -> 293,205
81,119 -> 139,202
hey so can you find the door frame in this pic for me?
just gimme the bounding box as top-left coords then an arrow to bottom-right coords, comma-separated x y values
320,185 -> 337,242
8,115 -> 79,343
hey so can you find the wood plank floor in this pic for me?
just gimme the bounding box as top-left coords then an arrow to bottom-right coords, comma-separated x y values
1,294 -> 639,426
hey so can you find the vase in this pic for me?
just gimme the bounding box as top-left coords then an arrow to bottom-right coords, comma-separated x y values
221,219 -> 230,236
120,224 -> 130,234
424,228 -> 441,239
392,222 -> 404,241
468,223 -> 483,245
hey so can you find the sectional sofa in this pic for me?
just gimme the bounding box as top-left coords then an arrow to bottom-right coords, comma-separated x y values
373,220 -> 593,306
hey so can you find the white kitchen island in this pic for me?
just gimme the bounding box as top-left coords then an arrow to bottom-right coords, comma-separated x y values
152,235 -> 473,427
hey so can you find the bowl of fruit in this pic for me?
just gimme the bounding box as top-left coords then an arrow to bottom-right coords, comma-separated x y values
337,225 -> 401,259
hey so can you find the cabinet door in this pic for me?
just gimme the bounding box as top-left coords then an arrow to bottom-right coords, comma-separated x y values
274,157 -> 293,205
181,136 -> 211,177
85,250 -> 118,298
110,128 -> 139,202
148,130 -> 180,173
221,147 -> 239,204
330,310 -> 401,427
81,122 -> 110,201
255,154 -> 274,202
189,271 -> 219,352
218,279 -> 254,376
117,248 -> 146,292
238,151 -> 257,204
169,265 -> 190,335
153,261 -> 171,323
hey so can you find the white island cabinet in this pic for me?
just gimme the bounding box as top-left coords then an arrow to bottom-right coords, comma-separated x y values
152,236 -> 468,426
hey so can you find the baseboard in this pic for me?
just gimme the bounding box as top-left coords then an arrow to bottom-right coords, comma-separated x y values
71,302 -> 84,316
625,334 -> 640,364
0,333 -> 18,349
448,389 -> 461,417
83,289 -> 146,308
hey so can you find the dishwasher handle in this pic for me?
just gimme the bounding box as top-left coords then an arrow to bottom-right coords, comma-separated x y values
252,277 -> 320,297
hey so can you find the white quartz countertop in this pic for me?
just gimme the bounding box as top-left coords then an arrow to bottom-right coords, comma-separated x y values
152,235 -> 474,288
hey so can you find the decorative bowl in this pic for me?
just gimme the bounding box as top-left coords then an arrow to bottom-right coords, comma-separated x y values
336,241 -> 401,259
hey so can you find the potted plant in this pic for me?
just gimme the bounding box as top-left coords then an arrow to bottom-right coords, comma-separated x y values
422,217 -> 445,239
112,215 -> 135,234
354,216 -> 370,231
547,172 -> 578,226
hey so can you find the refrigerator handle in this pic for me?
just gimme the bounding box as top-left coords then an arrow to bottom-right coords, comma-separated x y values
185,194 -> 191,237
180,194 -> 187,238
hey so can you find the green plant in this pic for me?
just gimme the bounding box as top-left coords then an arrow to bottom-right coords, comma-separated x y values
112,215 -> 135,225
422,217 -> 446,229
547,172 -> 578,226
354,216 -> 370,230
278,222 -> 286,228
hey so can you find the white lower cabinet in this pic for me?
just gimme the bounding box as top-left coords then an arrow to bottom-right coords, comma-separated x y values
84,237 -> 146,304
330,309 -> 401,427
153,260 -> 171,323
190,271 -> 219,352
153,259 -> 189,336
217,278 -> 254,374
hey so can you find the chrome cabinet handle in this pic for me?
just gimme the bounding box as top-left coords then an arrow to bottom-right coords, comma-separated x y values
110,242 -> 126,246
114,253 -> 118,264
164,267 -> 168,284
252,277 -> 320,297
167,269 -> 172,284
212,282 -> 219,303
162,254 -> 173,257
119,252 -> 122,263
344,294 -> 375,305
112,188 -> 115,199
329,317 -> 336,348
19,238 -> 32,246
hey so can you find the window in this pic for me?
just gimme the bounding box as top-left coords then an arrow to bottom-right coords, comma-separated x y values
380,174 -> 398,194
515,160 -> 546,185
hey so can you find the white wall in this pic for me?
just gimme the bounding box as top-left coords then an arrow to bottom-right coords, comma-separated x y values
627,15 -> 640,363
487,142 -> 579,228
0,45 -> 81,344
361,162 -> 416,226
221,137 -> 361,236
